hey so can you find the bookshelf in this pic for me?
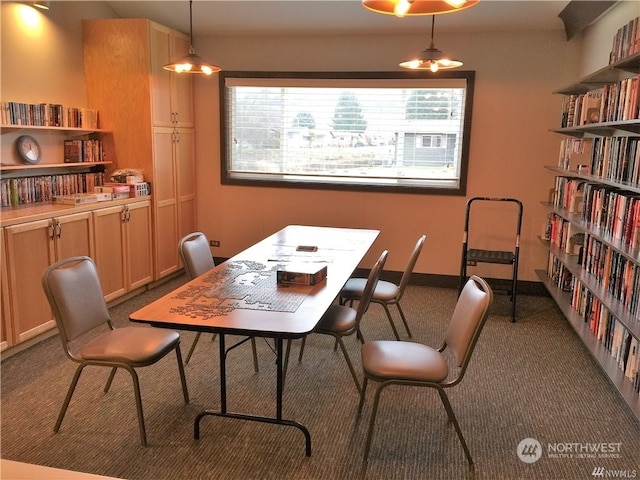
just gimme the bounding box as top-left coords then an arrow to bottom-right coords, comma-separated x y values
0,115 -> 116,208
538,45 -> 640,419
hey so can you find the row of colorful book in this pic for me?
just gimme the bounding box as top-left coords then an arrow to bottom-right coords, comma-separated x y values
552,176 -> 585,214
581,235 -> 640,315
559,75 -> 639,128
589,136 -> 640,187
546,253 -> 640,396
63,139 -> 106,163
0,173 -> 105,207
0,101 -> 99,129
571,279 -> 640,396
581,182 -> 640,250
544,213 -> 583,256
609,15 -> 640,65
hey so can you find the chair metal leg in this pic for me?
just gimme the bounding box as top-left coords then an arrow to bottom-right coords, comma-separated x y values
333,335 -> 361,394
124,365 -> 147,447
184,332 -> 202,365
380,303 -> 401,340
104,367 -> 117,393
395,302 -> 412,338
174,344 -> 190,404
435,386 -> 473,465
54,364 -> 87,433
363,381 -> 387,460
357,377 -> 369,415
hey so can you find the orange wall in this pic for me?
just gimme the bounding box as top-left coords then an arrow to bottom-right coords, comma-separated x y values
191,29 -> 578,280
2,1 -> 636,282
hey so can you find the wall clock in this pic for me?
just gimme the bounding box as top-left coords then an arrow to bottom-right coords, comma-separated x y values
16,135 -> 42,165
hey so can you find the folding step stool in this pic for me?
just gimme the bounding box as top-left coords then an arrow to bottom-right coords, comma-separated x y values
458,197 -> 523,322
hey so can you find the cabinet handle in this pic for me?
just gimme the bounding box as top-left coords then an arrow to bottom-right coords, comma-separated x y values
121,207 -> 127,223
48,221 -> 55,240
175,131 -> 180,143
55,220 -> 62,239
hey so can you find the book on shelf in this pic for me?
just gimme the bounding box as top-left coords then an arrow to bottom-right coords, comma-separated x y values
0,172 -> 105,208
1,101 -> 99,129
52,192 -> 111,205
580,90 -> 602,125
64,140 -> 83,163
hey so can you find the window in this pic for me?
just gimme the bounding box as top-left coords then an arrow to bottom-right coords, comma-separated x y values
220,71 -> 475,195
419,135 -> 443,148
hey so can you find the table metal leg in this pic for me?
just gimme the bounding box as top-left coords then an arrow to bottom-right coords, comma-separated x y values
194,335 -> 311,456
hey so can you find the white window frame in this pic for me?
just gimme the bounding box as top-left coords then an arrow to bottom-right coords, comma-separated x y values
418,134 -> 444,148
220,71 -> 475,195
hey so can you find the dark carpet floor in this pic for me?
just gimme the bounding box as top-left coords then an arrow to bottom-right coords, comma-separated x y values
1,276 -> 639,479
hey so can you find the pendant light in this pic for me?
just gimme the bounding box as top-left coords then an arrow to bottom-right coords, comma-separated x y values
164,0 -> 221,75
362,0 -> 479,17
400,15 -> 463,72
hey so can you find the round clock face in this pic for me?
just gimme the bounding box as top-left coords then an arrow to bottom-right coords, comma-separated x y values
16,135 -> 42,165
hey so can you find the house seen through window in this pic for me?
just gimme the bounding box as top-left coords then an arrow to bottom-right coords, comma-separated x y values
220,71 -> 475,195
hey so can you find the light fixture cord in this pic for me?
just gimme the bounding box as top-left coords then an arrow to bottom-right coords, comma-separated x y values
430,14 -> 436,48
189,0 -> 194,48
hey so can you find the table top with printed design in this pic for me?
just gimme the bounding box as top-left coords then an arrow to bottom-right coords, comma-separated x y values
129,225 -> 379,457
130,224 -> 380,338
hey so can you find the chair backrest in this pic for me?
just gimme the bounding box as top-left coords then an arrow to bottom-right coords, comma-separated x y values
355,250 -> 388,323
42,256 -> 112,355
179,232 -> 215,279
395,234 -> 426,300
444,275 -> 493,374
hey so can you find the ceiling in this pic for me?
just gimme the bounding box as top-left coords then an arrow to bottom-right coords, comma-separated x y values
105,1 -> 574,37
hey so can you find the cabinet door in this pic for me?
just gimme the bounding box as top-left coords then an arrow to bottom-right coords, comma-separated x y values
5,219 -> 56,343
93,205 -> 127,302
126,201 -> 153,291
1,228 -> 12,351
171,32 -> 194,127
153,127 -> 180,278
55,211 -> 93,261
176,127 -> 196,239
149,22 -> 173,128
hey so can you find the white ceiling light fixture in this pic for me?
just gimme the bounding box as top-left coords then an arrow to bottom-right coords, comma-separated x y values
399,15 -> 463,72
163,0 -> 221,75
31,1 -> 49,9
362,0 -> 479,18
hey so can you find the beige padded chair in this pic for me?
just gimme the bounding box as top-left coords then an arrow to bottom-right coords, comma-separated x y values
42,256 -> 189,447
357,275 -> 493,467
340,234 -> 426,340
292,250 -> 388,394
179,232 -> 259,370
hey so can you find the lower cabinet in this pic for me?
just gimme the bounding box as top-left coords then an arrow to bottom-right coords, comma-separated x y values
1,228 -> 12,352
1,199 -> 153,351
4,211 -> 93,345
93,200 -> 153,302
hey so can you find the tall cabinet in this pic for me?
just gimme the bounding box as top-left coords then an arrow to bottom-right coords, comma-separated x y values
82,19 -> 196,280
537,53 -> 640,420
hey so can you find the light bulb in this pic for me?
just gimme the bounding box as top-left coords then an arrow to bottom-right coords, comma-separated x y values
444,0 -> 466,7
394,0 -> 412,17
430,62 -> 439,73
176,63 -> 193,73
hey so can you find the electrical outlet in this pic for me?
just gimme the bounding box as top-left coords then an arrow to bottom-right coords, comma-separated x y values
210,240 -> 220,247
